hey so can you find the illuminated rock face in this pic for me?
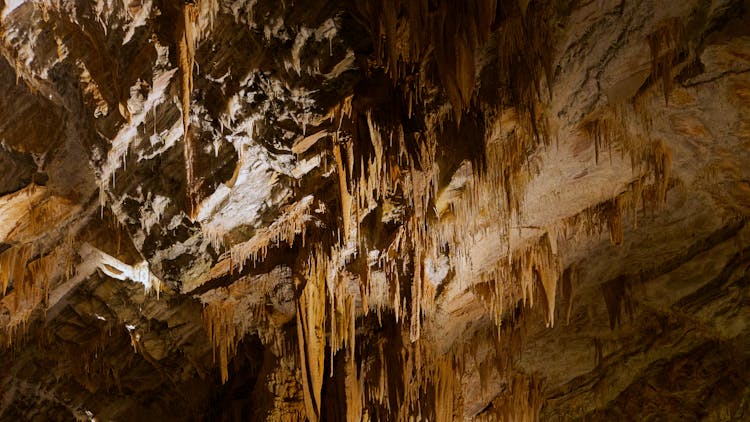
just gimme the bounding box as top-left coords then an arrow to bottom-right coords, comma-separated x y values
0,0 -> 749,420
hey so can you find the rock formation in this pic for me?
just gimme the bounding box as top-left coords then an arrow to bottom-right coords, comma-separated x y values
0,0 -> 749,420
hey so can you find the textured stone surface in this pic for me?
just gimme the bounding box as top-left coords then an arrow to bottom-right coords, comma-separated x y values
0,0 -> 749,420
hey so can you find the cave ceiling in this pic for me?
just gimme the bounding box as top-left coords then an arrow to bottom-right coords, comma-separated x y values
0,0 -> 749,420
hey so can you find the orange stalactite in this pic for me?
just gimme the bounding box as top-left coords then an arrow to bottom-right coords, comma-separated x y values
203,299 -> 241,384
177,0 -> 218,217
178,2 -> 198,216
296,249 -> 327,422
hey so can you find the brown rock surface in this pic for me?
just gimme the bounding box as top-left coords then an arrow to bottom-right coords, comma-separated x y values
0,0 -> 749,420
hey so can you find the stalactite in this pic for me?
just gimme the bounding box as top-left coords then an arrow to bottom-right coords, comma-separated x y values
190,196 -> 316,292
473,373 -> 542,422
0,243 -> 31,297
0,0 -> 722,418
344,344 -> 363,421
56,320 -> 124,393
332,138 -> 353,242
647,18 -> 686,104
601,276 -> 634,330
3,317 -> 31,349
295,248 -> 327,422
26,248 -> 57,308
326,269 -> 357,376
354,331 -> 471,421
189,1 -> 672,416
477,232 -> 561,329
434,353 -> 465,422
62,230 -> 76,281
8,194 -> 75,242
562,162 -> 672,248
0,243 -> 65,348
652,139 -> 673,205
176,0 -> 218,217
493,0 -> 555,143
203,298 -> 241,384
328,96 -> 441,345
561,264 -> 576,325
578,106 -> 676,188
178,1 -> 199,216
580,117 -> 620,164
311,20 -> 557,385
202,222 -> 226,253
353,0 -> 526,116
228,195 -> 314,271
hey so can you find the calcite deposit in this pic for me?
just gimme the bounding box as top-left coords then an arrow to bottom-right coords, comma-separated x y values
0,0 -> 749,420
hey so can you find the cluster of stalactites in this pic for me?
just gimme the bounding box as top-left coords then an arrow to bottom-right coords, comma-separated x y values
472,373 -> 542,422
647,18 -> 687,104
355,0 -> 555,124
355,0 -> 498,113
476,233 -> 560,329
229,195 -> 315,272
186,3 -> 681,419
343,110 -> 441,341
203,298 -> 241,384
341,321 -> 545,421
342,331 -> 467,421
0,243 -> 73,347
476,133 -> 672,331
189,196 -> 315,290
0,189 -> 78,347
178,4 -> 560,405
233,61 -> 554,421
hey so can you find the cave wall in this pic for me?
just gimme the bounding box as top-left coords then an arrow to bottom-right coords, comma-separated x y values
0,0 -> 749,420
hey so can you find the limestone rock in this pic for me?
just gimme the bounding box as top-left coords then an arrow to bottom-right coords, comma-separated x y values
0,0 -> 749,420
